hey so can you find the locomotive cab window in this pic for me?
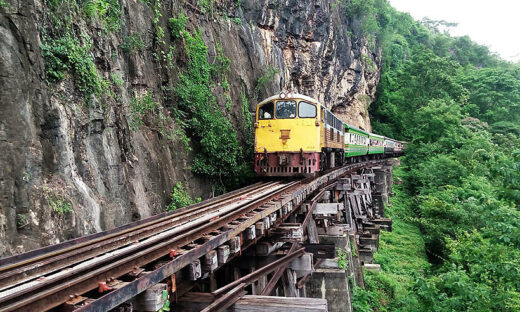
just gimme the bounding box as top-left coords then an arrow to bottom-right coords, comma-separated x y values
258,102 -> 274,120
276,100 -> 297,119
298,101 -> 317,118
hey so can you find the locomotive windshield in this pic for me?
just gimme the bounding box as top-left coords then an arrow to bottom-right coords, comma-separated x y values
258,102 -> 274,119
276,100 -> 297,119
298,101 -> 317,118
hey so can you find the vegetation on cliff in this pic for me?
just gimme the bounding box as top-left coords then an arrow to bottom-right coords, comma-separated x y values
352,1 -> 520,311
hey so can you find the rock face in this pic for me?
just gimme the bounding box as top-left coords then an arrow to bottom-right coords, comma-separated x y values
0,0 -> 381,256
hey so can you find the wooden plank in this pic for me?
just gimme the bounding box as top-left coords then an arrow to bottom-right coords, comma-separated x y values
234,296 -> 327,312
313,203 -> 342,215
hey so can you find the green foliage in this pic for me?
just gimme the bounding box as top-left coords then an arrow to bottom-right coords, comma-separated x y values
342,0 -> 390,43
110,72 -> 124,87
197,0 -> 214,15
47,193 -> 73,213
166,182 -> 201,211
120,33 -> 146,53
351,179 -> 429,311
42,35 -> 106,96
337,248 -> 349,269
129,91 -> 157,130
83,0 -> 122,31
255,66 -> 280,95
169,13 -> 187,40
361,1 -> 520,311
16,214 -> 28,228
173,28 -> 248,190
0,0 -> 11,9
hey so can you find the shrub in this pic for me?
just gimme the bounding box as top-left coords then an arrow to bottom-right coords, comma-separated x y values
166,182 -> 201,211
42,36 -> 105,96
120,33 -> 146,53
129,91 -> 157,130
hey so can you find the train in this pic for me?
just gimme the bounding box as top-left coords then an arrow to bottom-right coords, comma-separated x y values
254,93 -> 405,177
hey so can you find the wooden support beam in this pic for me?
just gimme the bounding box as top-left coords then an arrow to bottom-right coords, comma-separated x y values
188,260 -> 201,280
255,222 -> 266,236
260,243 -> 298,296
301,243 -> 336,259
251,275 -> 267,295
314,203 -> 343,215
217,245 -> 230,265
256,242 -> 283,256
282,269 -> 298,297
213,248 -> 305,296
200,283 -> 247,312
288,253 -> 314,278
372,218 -> 392,231
269,224 -> 303,242
133,283 -> 168,312
229,236 -> 241,254
306,218 -> 319,244
245,224 -> 256,241
202,250 -> 218,272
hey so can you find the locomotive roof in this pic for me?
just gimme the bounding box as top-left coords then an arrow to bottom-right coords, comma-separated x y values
257,93 -> 321,106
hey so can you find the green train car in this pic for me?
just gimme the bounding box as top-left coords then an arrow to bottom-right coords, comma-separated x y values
344,124 -> 369,158
369,133 -> 385,155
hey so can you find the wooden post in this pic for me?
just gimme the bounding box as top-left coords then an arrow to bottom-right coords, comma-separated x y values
282,269 -> 298,297
229,236 -> 241,254
217,245 -> 230,265
188,260 -> 201,281
202,250 -> 218,272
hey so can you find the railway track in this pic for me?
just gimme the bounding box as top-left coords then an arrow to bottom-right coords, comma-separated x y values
0,160 -> 387,312
0,180 -> 299,312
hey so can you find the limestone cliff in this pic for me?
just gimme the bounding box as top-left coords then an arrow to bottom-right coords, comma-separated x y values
0,0 -> 381,256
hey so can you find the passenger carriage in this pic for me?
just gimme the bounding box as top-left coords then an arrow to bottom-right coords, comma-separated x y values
368,133 -> 385,156
344,124 -> 369,162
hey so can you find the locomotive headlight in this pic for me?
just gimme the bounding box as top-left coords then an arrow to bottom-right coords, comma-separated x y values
280,93 -> 286,99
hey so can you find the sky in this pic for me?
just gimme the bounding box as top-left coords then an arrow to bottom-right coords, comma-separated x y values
388,0 -> 520,62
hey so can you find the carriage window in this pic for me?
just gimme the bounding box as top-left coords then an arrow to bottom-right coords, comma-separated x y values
258,102 -> 274,120
276,100 -> 297,119
298,101 -> 317,118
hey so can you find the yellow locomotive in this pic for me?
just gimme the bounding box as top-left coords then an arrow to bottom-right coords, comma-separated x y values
254,93 -> 344,176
